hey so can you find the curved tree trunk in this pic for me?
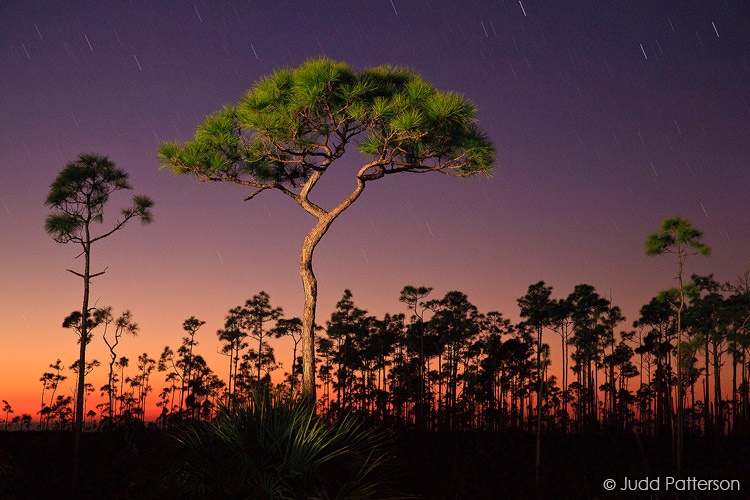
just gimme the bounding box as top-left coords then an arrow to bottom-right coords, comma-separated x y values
300,224 -> 323,401
298,173 -> 370,403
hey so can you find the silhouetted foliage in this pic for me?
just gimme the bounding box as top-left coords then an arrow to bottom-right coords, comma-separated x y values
170,390 -> 402,499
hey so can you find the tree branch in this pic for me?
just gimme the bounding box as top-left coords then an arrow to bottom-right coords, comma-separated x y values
88,196 -> 153,246
91,267 -> 108,279
67,267 -> 108,280
294,170 -> 328,219
244,186 -> 272,201
67,269 -> 85,279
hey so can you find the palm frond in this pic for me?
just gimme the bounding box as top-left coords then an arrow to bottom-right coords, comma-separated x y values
169,390 -> 406,498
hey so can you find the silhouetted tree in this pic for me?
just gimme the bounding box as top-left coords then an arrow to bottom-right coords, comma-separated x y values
635,293 -> 678,434
566,284 -> 610,431
115,356 -> 130,418
44,153 -> 152,482
517,281 -> 556,481
326,290 -> 370,414
602,330 -> 639,430
99,308 -> 139,426
273,317 -> 304,396
646,216 -> 711,473
400,286 -> 433,427
502,326 -> 535,429
61,309 -> 104,419
426,291 -> 480,430
687,274 -> 730,435
20,414 -> 32,431
159,58 -> 495,401
550,298 -> 574,431
316,336 -> 335,413
180,317 -> 205,415
48,395 -> 74,430
723,278 -> 750,430
2,400 -> 13,431
217,314 -> 249,409
158,346 -> 183,421
184,354 -> 224,420
242,292 -> 284,385
134,352 -> 156,422
371,313 -> 405,422
39,359 -> 67,430
477,311 -> 515,429
600,303 -> 625,428
69,359 -> 99,425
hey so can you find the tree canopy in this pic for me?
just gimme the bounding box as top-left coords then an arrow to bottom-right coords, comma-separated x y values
45,154 -> 153,246
159,58 -> 495,200
645,217 -> 711,259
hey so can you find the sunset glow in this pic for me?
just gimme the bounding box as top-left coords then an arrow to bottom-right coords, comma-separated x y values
1,0 -> 748,428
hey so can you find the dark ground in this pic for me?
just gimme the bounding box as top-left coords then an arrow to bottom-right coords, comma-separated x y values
0,428 -> 748,499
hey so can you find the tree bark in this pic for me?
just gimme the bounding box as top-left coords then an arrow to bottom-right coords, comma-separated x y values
300,224 -> 323,400
298,172 -> 370,402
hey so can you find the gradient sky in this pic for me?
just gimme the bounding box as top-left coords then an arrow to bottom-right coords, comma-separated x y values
1,0 -> 748,420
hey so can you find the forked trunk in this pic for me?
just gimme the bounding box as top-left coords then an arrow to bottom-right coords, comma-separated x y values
298,174 -> 369,404
299,217 -> 337,402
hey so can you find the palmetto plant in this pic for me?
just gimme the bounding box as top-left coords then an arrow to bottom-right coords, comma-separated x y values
170,390 -> 406,499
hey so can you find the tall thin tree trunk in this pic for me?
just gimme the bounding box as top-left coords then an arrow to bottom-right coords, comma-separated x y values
676,254 -> 686,476
713,340 -> 723,435
535,326 -> 543,483
257,325 -> 263,383
731,353 -> 738,430
419,318 -> 426,428
226,348 -> 233,409
561,334 -> 568,432
704,336 -> 711,434
290,342 -> 298,396
610,339 -> 616,428
72,243 -> 91,493
559,335 -> 565,429
743,348 -> 749,429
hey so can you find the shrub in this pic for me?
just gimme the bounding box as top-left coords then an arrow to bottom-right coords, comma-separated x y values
170,391 -> 407,499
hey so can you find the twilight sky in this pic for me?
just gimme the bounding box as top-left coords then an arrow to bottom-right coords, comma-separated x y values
1,0 -> 748,419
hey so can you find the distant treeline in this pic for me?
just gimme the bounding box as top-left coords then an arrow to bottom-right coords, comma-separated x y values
13,272 -> 749,440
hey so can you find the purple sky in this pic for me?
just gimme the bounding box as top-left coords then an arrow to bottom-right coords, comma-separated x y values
1,0 -> 748,416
